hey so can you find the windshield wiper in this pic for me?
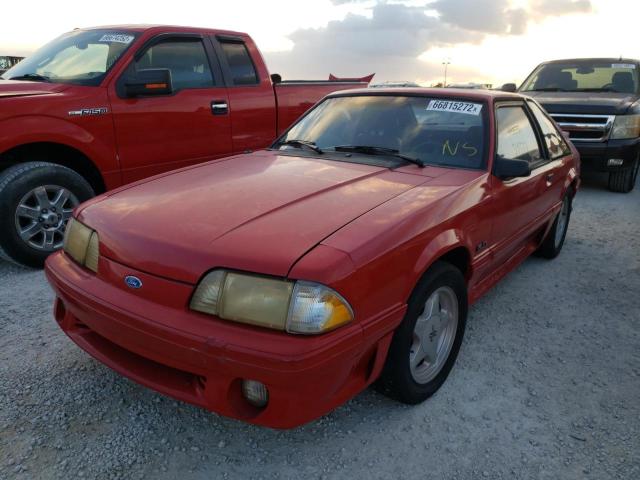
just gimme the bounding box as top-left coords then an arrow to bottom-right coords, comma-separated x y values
528,87 -> 567,92
278,139 -> 324,154
573,87 -> 620,93
333,145 -> 425,168
9,73 -> 52,83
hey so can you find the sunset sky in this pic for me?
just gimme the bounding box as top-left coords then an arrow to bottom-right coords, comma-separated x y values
1,0 -> 638,87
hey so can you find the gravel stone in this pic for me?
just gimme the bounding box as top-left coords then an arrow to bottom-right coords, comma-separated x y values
0,172 -> 638,480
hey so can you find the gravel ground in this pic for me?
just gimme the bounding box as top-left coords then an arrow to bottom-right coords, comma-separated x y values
1,172 -> 638,480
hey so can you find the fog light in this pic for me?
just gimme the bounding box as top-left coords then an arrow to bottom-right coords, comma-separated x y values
241,380 -> 269,408
608,158 -> 624,167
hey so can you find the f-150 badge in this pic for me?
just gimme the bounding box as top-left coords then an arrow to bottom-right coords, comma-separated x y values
68,107 -> 108,117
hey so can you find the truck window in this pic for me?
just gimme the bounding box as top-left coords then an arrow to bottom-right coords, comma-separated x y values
496,106 -> 543,165
219,41 -> 259,85
0,29 -> 137,86
521,60 -> 639,94
135,39 -> 214,91
527,102 -> 571,160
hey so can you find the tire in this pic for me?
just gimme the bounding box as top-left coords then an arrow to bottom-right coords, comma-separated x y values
608,157 -> 639,193
0,162 -> 94,268
535,190 -> 572,259
375,261 -> 467,404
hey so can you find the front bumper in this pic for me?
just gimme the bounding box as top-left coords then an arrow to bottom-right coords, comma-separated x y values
573,137 -> 640,172
45,252 -> 404,429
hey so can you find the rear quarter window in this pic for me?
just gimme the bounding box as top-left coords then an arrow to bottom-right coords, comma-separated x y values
220,41 -> 259,86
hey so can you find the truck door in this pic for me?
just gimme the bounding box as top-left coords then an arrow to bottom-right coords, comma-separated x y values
212,36 -> 277,153
109,34 -> 232,184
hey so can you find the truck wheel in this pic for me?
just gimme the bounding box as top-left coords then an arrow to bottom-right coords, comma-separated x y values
608,157 -> 639,193
0,162 -> 94,268
375,261 -> 467,404
535,190 -> 572,259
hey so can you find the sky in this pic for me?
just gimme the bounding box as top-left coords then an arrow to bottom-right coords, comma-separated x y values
1,0 -> 638,86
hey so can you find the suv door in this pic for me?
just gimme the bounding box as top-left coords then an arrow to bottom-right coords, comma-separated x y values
109,35 -> 232,184
490,101 -> 564,265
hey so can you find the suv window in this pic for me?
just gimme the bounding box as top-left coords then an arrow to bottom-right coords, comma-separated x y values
220,41 -> 258,85
528,101 -> 571,159
496,106 -> 543,165
135,39 -> 213,91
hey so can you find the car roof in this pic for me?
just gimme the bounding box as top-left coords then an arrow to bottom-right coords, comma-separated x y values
542,57 -> 640,65
79,25 -> 246,37
328,87 -> 523,102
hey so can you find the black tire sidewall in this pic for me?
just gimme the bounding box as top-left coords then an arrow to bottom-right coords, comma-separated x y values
383,262 -> 468,404
0,163 -> 94,268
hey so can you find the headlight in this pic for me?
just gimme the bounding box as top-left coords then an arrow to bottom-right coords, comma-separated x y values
610,114 -> 640,139
190,270 -> 354,334
62,218 -> 100,273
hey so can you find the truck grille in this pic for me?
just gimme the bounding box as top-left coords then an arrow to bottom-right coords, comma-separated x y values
549,114 -> 615,143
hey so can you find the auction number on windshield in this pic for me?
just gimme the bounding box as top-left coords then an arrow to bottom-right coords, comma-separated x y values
427,100 -> 482,116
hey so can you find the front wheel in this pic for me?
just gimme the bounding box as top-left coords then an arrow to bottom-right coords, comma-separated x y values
376,261 -> 467,404
608,157 -> 639,193
0,162 -> 95,268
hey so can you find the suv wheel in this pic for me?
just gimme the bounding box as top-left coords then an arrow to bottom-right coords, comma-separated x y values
608,156 -> 639,193
0,162 -> 94,268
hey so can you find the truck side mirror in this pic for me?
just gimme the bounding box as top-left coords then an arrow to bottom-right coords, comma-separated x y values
124,69 -> 173,97
494,156 -> 531,180
501,83 -> 517,93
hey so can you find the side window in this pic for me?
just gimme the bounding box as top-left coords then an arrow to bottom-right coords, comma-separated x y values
135,39 -> 213,91
219,41 -> 259,85
496,106 -> 543,165
528,101 -> 572,159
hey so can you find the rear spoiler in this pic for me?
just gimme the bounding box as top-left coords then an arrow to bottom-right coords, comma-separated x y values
328,73 -> 375,84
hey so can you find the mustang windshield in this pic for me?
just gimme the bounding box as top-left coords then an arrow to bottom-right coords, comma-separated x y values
276,95 -> 487,169
521,60 -> 639,94
1,29 -> 138,86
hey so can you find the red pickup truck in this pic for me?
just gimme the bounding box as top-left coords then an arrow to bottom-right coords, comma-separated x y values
0,25 -> 371,267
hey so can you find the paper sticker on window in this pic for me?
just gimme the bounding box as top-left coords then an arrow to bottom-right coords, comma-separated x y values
612,63 -> 636,69
427,100 -> 482,116
99,34 -> 135,44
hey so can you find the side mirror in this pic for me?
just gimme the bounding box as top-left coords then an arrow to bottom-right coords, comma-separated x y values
494,157 -> 531,180
124,69 -> 173,97
501,83 -> 517,93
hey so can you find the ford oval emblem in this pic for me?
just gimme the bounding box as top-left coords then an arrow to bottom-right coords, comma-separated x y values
125,276 -> 143,289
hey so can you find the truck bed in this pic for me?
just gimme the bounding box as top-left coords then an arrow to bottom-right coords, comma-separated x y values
274,80 -> 370,134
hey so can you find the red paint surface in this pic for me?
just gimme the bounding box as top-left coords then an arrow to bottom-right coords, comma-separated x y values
46,89 -> 580,428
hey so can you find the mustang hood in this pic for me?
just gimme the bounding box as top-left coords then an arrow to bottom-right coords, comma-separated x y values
79,153 -> 427,283
0,80 -> 70,98
525,91 -> 637,115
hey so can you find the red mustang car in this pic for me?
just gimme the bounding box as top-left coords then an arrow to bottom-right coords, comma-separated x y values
45,88 -> 580,428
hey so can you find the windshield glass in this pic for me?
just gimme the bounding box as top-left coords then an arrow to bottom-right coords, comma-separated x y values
1,29 -> 138,86
277,95 -> 487,169
521,60 -> 639,94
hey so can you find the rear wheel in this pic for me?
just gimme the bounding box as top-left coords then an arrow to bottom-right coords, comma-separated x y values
608,156 -> 639,193
0,162 -> 94,268
536,191 -> 572,259
376,261 -> 467,404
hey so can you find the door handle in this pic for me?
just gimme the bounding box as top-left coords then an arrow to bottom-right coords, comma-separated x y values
211,100 -> 228,115
546,173 -> 555,184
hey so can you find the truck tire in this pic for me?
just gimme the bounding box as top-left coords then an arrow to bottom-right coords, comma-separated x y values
608,157 -> 639,193
0,162 -> 94,268
375,261 -> 467,404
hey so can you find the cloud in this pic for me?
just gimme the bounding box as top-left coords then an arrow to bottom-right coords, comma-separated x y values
265,0 -> 593,83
